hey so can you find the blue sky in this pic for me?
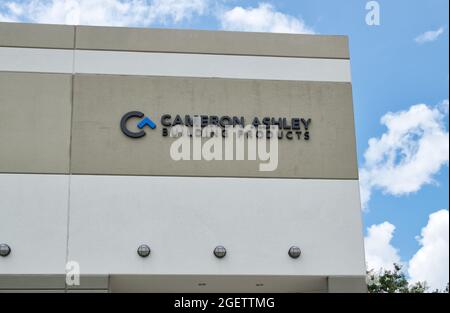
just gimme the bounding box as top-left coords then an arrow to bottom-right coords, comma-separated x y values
0,0 -> 448,289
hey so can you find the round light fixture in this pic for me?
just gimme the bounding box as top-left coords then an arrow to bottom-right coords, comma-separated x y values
288,246 -> 301,259
137,244 -> 151,258
214,246 -> 227,259
0,244 -> 11,257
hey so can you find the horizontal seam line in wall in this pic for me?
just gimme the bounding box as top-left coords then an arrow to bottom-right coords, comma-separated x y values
0,172 -> 359,180
75,48 -> 351,60
0,70 -> 70,75
0,288 -> 108,291
0,45 -> 74,50
0,71 -> 353,84
0,72 -> 353,86
0,45 -> 350,60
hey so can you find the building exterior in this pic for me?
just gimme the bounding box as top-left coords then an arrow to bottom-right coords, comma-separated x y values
0,22 -> 366,293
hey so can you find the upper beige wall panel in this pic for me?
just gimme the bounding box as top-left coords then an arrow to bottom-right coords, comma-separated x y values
71,75 -> 358,179
75,25 -> 349,59
0,22 -> 349,58
0,22 -> 75,49
0,72 -> 72,174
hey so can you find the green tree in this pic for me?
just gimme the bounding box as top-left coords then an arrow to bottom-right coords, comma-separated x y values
367,264 -> 428,293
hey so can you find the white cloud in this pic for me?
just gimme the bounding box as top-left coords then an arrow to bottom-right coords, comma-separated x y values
360,102 -> 449,210
0,12 -> 17,22
365,222 -> 402,271
0,0 -> 208,26
439,99 -> 449,115
366,210 -> 449,291
415,27 -> 445,44
220,3 -> 314,34
408,209 -> 449,291
5,2 -> 24,16
0,1 -> 316,34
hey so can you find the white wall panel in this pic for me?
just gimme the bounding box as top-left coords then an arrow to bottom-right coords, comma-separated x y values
68,175 -> 365,276
0,47 -> 73,73
74,50 -> 351,82
0,174 -> 69,275
0,47 -> 351,82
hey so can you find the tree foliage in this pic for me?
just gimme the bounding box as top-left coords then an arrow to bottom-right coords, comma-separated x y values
367,264 -> 429,293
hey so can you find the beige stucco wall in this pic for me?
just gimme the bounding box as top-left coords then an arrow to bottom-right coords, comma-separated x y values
71,75 -> 358,179
0,22 -> 357,179
0,72 -> 72,174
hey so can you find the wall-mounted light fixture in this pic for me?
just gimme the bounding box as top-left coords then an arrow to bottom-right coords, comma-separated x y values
0,244 -> 11,257
288,246 -> 301,259
214,246 -> 227,259
137,244 -> 151,258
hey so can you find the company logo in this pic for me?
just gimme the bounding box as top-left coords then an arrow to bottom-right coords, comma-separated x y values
120,111 -> 156,138
120,111 -> 312,172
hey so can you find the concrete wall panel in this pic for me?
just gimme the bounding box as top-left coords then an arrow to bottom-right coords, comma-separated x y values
0,47 -> 350,81
0,174 -> 69,275
109,275 -> 328,293
76,25 -> 349,59
328,276 -> 368,293
74,50 -> 351,82
0,47 -> 74,73
0,22 -> 74,49
67,175 -> 366,276
0,72 -> 72,174
71,75 -> 358,179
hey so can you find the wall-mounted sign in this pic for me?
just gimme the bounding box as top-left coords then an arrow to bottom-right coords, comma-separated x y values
120,111 -> 311,141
